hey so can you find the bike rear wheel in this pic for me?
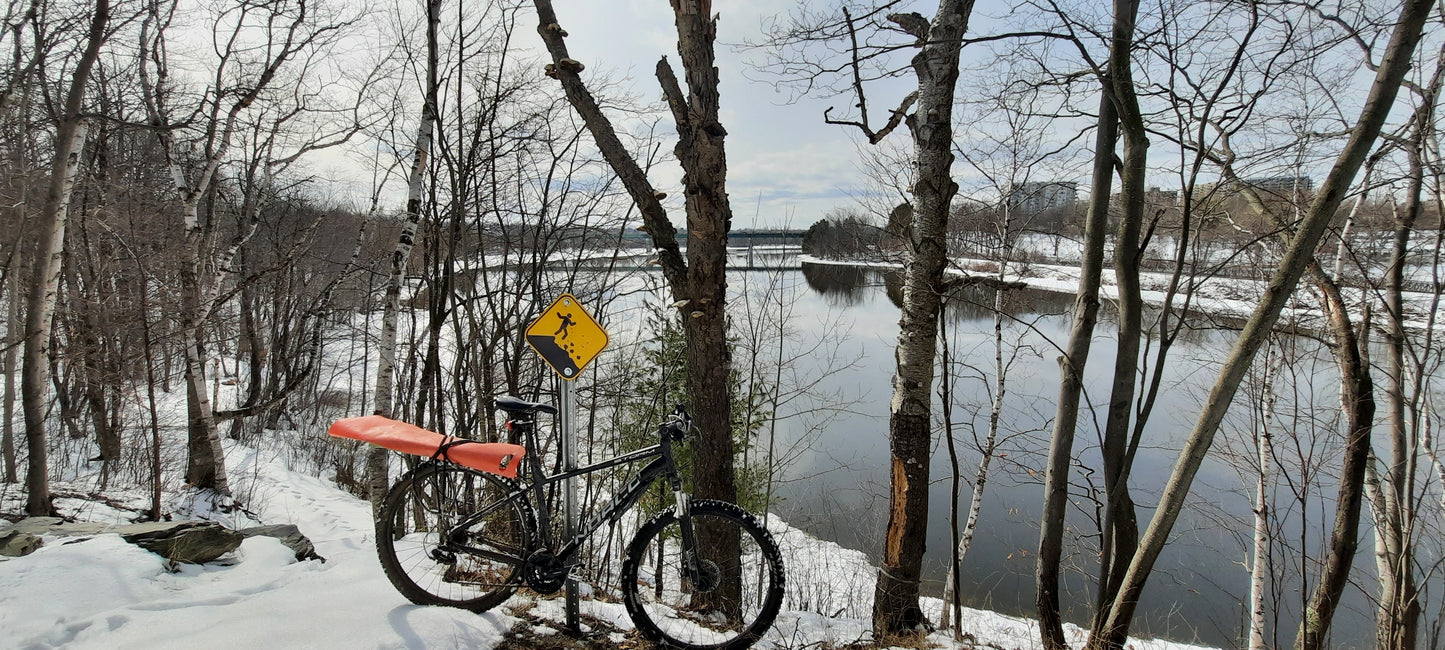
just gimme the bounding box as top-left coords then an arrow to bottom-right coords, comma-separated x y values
376,463 -> 531,611
621,500 -> 785,649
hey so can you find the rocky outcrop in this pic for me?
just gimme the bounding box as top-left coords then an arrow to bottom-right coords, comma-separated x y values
118,521 -> 245,564
1,517 -> 322,564
240,524 -> 324,562
0,529 -> 42,557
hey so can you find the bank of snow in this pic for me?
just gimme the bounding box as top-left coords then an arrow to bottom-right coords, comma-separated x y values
1,432 -> 1215,650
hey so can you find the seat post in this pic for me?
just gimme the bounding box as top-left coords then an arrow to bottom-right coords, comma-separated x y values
513,417 -> 553,543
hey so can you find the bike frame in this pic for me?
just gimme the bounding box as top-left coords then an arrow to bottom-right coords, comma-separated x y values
442,413 -> 697,578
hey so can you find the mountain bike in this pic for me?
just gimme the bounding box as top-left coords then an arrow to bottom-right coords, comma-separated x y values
372,396 -> 785,650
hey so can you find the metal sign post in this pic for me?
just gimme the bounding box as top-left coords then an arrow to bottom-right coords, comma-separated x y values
524,294 -> 607,635
560,375 -> 578,631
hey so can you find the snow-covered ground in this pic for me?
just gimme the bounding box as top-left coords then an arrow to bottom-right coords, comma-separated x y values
0,248 -> 1243,650
0,429 -> 1217,650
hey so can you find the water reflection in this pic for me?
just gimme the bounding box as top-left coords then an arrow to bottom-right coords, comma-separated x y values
804,261 -> 1083,323
801,262 -> 875,306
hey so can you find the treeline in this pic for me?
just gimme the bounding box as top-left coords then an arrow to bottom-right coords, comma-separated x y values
0,0 -> 653,520
1,2 -> 800,603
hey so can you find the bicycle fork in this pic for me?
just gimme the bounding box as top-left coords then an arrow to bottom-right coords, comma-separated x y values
669,474 -> 719,593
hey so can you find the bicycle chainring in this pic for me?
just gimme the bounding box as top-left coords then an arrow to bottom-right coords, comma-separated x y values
523,550 -> 568,594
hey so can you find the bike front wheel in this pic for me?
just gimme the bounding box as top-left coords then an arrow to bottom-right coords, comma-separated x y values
621,500 -> 785,649
376,463 -> 531,611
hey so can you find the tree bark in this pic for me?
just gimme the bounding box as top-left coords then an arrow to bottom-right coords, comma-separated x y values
872,0 -> 975,637
1088,4 -> 1145,643
1090,1 -> 1433,644
533,0 -> 744,610
371,0 -> 441,516
1248,343 -> 1277,650
21,0 -> 107,516
941,286 -> 1005,633
4,249 -> 20,483
1374,120 -> 1429,650
1037,67 -> 1119,650
1293,263 -> 1375,650
656,0 -> 745,613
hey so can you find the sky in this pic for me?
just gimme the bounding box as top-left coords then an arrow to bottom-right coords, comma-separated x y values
303,0 -> 1086,231
547,0 -> 897,230
196,0 -> 1403,231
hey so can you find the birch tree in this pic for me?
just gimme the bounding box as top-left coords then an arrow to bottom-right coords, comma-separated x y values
21,0 -> 107,516
368,0 -> 439,515
139,0 -> 356,495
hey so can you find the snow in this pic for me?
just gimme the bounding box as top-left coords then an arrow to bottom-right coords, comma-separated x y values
0,246 -> 1237,649
1,441 -> 517,650
0,430 -> 1218,650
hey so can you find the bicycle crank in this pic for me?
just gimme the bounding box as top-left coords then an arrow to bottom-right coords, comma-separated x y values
523,550 -> 569,594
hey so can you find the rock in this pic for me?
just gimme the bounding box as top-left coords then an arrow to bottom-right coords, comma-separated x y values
117,521 -> 244,564
0,530 -> 42,557
240,524 -> 324,562
4,517 -> 108,536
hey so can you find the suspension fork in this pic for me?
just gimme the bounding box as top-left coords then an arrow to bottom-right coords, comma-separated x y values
661,438 -> 707,587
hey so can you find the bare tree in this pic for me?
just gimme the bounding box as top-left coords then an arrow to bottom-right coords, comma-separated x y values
531,0 -> 742,611
138,0 -> 357,496
1090,1 -> 1434,645
369,0 -> 439,515
21,0 -> 108,516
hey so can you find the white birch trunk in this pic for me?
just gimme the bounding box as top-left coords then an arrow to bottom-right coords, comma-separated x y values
370,0 -> 440,515
942,284 -> 1007,632
3,259 -> 18,483
1248,345 -> 1277,650
22,119 -> 90,513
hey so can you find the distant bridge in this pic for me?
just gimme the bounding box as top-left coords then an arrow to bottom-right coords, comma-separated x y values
616,228 -> 805,247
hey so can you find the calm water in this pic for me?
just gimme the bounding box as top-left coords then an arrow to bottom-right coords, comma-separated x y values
745,261 -> 1380,649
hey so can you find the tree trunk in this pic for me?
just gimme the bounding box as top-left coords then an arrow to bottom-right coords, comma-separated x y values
371,0 -> 440,515
1089,3 -> 1146,640
664,1 -> 740,614
533,0 -> 746,612
23,119 -> 90,515
1090,1 -> 1433,644
941,287 -> 1005,633
21,0 -> 107,517
1374,125 -> 1429,650
1248,343 -> 1277,650
3,250 -> 20,483
1294,264 -> 1374,650
1037,67 -> 1119,650
872,0 -> 975,637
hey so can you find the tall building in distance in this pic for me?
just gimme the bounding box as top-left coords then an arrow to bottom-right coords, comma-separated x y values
1009,181 -> 1078,214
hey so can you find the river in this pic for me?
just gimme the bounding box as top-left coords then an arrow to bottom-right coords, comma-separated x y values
726,258 -> 1390,649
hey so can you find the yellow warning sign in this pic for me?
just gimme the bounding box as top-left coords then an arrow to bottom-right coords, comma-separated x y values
525,294 -> 609,380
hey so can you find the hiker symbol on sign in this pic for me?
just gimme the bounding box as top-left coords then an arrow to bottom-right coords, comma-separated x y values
525,294 -> 608,380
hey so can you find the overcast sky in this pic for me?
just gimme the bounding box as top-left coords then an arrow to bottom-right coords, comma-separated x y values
548,0 -> 933,230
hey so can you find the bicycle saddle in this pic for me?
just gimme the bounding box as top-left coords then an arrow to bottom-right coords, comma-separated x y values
494,395 -> 558,415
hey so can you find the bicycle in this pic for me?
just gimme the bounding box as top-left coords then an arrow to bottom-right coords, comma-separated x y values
369,396 -> 785,649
